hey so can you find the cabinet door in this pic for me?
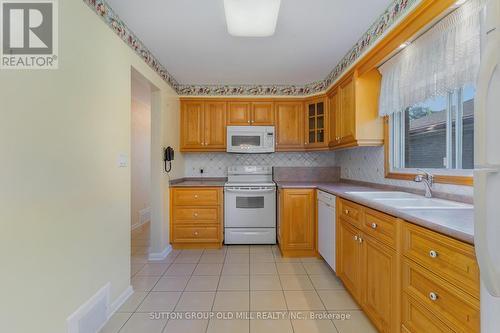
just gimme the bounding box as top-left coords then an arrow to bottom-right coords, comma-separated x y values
275,102 -> 304,150
337,218 -> 361,300
361,236 -> 399,333
339,75 -> 355,143
251,102 -> 274,125
227,102 -> 251,125
204,101 -> 226,149
181,101 -> 204,149
305,99 -> 327,148
328,90 -> 341,145
282,189 -> 316,251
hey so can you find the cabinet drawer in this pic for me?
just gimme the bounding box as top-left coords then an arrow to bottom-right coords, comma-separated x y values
402,222 -> 479,298
338,199 -> 363,228
173,207 -> 218,221
401,293 -> 454,333
172,225 -> 220,243
362,208 -> 398,249
172,188 -> 220,206
402,259 -> 479,333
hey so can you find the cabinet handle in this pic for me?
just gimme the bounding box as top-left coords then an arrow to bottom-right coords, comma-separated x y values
248,120 -> 251,124
429,250 -> 438,258
371,223 -> 378,229
429,292 -> 438,301
194,195 -> 199,199
194,231 -> 199,236
344,209 -> 349,215
358,237 -> 363,244
353,235 -> 358,241
193,212 -> 198,217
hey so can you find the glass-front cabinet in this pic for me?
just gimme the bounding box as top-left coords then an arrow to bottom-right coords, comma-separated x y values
305,97 -> 328,148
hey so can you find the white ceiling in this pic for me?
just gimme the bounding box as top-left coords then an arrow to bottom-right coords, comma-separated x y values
106,0 -> 392,86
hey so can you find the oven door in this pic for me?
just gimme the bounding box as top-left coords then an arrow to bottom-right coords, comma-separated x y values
224,187 -> 276,228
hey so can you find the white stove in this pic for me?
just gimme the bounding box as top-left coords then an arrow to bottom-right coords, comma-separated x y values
224,166 -> 276,244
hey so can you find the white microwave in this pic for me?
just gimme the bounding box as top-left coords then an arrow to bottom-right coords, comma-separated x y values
227,126 -> 275,153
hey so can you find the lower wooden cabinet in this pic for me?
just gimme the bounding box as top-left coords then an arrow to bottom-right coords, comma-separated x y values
277,188 -> 317,257
337,218 -> 362,299
337,216 -> 398,333
336,198 -> 479,333
170,187 -> 223,249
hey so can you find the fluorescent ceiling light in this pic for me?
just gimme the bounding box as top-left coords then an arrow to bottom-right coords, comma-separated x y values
224,0 -> 281,37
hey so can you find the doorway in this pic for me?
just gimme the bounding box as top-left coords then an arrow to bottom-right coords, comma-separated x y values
130,71 -> 152,264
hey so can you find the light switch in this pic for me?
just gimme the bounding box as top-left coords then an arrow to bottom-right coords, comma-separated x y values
118,153 -> 128,167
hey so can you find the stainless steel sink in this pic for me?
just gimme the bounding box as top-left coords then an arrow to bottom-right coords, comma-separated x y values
346,191 -> 472,210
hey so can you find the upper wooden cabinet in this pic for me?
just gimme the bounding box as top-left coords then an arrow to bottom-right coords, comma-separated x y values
328,69 -> 384,149
181,101 -> 205,149
305,97 -> 328,149
227,102 -> 251,125
181,100 -> 226,151
227,101 -> 274,126
251,101 -> 274,125
275,101 -> 304,151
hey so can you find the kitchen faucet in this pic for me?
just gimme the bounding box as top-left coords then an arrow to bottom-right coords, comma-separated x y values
414,169 -> 434,198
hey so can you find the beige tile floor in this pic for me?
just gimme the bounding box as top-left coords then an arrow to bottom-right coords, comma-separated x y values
100,223 -> 378,333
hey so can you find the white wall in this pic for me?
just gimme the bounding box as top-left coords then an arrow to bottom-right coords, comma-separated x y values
0,1 -> 183,332
336,146 -> 473,197
131,78 -> 151,228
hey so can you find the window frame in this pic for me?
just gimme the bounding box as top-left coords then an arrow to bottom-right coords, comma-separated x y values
384,87 -> 474,186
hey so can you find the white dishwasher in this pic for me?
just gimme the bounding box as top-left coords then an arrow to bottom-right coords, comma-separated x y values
317,190 -> 336,271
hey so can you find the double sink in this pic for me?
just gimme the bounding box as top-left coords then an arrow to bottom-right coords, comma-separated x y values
346,191 -> 472,210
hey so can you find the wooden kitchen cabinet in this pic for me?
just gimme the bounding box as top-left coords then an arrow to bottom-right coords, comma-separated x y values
180,100 -> 226,151
361,234 -> 399,333
337,198 -> 399,333
180,101 -> 205,149
227,102 -> 251,125
204,101 -> 227,149
278,188 -> 317,257
337,218 -> 362,300
305,97 -> 328,149
328,69 -> 384,149
275,101 -> 305,151
170,187 -> 223,249
227,101 -> 274,126
251,101 -> 274,125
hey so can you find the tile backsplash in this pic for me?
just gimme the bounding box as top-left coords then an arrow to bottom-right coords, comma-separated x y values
183,152 -> 337,177
336,146 -> 473,197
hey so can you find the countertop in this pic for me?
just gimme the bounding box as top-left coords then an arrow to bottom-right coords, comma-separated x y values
170,178 -> 226,187
277,181 -> 474,244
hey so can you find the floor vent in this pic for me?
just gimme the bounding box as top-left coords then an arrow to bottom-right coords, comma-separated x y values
67,283 -> 110,333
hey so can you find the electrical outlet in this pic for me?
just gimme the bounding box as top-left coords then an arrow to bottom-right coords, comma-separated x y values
200,168 -> 204,175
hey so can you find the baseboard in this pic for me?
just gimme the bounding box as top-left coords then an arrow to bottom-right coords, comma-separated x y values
108,285 -> 133,317
67,283 -> 133,333
148,244 -> 172,261
131,215 -> 150,231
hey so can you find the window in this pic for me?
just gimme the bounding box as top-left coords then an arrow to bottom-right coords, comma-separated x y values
390,85 -> 475,171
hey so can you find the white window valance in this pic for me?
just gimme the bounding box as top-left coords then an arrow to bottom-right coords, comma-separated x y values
378,0 -> 486,116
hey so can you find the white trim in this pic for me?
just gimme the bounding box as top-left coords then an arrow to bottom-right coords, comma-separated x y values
131,210 -> 150,231
148,245 -> 173,261
107,286 -> 133,318
96,286 -> 133,333
66,283 -> 111,333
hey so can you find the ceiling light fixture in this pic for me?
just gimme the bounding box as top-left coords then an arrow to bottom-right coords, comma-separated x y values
223,0 -> 281,37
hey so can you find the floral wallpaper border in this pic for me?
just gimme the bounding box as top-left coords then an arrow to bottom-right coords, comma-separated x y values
83,0 -> 417,96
